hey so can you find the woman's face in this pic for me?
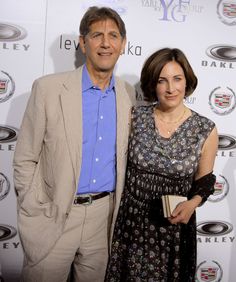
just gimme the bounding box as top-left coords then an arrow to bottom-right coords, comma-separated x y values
155,61 -> 186,109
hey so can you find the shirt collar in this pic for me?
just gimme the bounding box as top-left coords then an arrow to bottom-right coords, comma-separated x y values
82,64 -> 115,92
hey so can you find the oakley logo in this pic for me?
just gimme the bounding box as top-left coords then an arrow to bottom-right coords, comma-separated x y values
197,221 -> 233,236
206,45 -> 236,62
0,23 -> 27,42
218,134 -> 236,150
0,125 -> 18,143
0,224 -> 17,241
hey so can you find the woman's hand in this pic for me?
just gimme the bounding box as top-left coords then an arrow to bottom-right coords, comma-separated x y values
168,195 -> 202,225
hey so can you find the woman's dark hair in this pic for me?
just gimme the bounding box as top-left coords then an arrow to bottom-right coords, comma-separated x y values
140,48 -> 198,102
79,6 -> 126,38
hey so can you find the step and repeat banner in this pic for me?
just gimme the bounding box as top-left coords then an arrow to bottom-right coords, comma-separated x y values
0,0 -> 235,281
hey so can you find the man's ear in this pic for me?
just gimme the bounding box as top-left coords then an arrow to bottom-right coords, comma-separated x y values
121,36 -> 127,54
79,35 -> 86,53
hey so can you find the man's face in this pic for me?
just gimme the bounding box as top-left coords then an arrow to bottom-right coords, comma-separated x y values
79,19 -> 126,75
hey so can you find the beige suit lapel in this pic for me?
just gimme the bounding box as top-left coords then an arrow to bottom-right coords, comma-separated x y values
60,67 -> 83,181
115,78 -> 132,196
116,81 -> 130,155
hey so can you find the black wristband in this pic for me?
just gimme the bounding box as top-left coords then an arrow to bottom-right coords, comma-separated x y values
188,172 -> 216,205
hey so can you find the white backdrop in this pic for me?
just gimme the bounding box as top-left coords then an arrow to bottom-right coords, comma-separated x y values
0,0 -> 236,281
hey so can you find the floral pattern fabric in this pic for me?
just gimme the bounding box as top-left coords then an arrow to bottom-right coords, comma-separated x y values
105,105 -> 215,282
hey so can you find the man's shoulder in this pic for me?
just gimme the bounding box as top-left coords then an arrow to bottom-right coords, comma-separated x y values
35,67 -> 82,86
114,75 -> 132,88
115,76 -> 136,104
29,67 -> 83,102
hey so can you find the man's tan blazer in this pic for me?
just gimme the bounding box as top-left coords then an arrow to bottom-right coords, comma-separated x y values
13,66 -> 135,265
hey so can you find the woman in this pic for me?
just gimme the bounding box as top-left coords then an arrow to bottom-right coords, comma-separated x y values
105,48 -> 218,281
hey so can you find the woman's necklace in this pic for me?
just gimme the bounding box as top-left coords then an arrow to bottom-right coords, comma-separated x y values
155,107 -> 186,136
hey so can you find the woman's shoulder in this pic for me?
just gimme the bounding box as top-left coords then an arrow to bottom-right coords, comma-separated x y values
132,103 -> 155,115
191,110 -> 216,129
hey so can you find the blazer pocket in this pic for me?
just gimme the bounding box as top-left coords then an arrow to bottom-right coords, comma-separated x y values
20,185 -> 57,218
20,188 -> 42,217
42,202 -> 58,218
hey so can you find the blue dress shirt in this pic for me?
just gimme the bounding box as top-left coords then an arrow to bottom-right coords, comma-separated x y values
77,66 -> 117,194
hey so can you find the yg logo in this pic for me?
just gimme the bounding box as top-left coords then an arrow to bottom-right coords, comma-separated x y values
159,0 -> 190,22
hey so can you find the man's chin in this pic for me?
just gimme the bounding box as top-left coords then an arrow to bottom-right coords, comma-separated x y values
97,65 -> 115,73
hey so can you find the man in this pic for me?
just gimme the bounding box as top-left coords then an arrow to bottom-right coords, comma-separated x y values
13,6 -> 135,282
